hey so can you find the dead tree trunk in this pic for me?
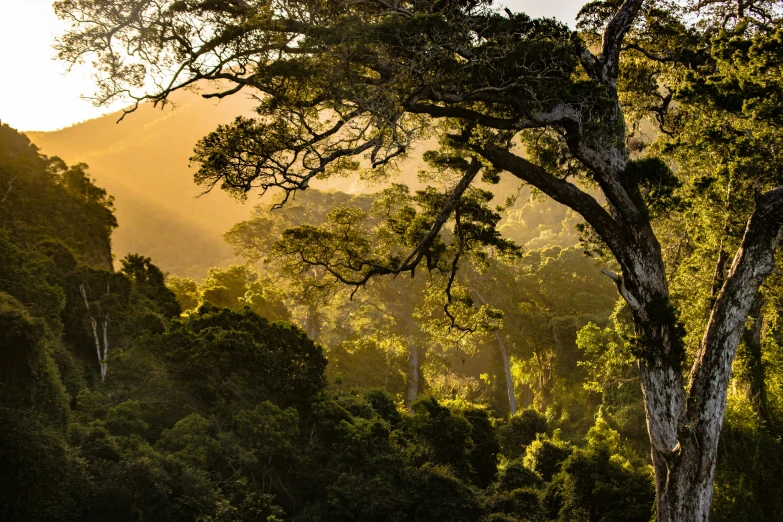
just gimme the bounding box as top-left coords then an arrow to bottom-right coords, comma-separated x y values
80,283 -> 110,382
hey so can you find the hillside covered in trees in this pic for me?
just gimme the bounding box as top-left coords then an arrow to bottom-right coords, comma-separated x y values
2,115 -> 782,521
3,0 -> 783,521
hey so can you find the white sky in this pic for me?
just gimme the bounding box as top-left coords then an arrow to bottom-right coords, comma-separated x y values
0,0 -> 586,132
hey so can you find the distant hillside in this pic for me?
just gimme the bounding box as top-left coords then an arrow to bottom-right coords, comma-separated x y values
28,91 -> 580,278
26,91 -> 405,278
28,92 -> 263,278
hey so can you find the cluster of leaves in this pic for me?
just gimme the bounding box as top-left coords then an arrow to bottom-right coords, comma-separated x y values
168,264 -> 290,321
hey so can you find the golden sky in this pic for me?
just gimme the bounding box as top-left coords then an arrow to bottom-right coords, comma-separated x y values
0,0 -> 585,132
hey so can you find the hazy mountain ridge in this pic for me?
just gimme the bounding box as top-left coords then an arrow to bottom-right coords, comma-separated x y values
28,91 -> 257,278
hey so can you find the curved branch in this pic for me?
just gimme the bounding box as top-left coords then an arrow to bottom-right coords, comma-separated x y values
472,143 -> 625,258
623,42 -> 711,70
406,102 -> 580,131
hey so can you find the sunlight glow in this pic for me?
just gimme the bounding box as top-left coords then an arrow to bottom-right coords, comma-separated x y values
0,0 -> 583,132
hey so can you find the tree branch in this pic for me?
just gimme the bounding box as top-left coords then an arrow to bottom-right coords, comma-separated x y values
472,143 -> 625,257
688,185 -> 783,420
601,269 -> 643,312
406,103 -> 580,131
398,158 -> 482,275
274,158 -> 483,293
600,0 -> 645,83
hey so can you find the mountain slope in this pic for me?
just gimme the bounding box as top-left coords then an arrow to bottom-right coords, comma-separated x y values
28,92 -> 256,278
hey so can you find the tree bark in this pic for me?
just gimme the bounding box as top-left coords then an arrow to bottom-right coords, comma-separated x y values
585,156 -> 782,521
642,187 -> 783,522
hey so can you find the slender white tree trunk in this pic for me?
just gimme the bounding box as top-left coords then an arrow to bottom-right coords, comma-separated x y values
473,288 -> 517,415
101,317 -> 109,381
496,332 -> 517,415
407,342 -> 419,407
80,283 -> 110,382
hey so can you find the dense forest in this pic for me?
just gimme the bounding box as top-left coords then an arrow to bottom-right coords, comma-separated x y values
2,0 -> 783,521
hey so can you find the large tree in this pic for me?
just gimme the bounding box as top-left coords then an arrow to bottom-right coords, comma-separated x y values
56,0 -> 783,519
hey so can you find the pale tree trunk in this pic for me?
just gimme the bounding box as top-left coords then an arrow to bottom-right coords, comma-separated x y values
303,269 -> 322,341
482,132 -> 782,518
495,332 -> 517,415
534,351 -> 554,410
407,342 -> 420,407
80,283 -> 110,382
303,306 -> 319,341
473,288 -> 517,415
619,188 -> 783,522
